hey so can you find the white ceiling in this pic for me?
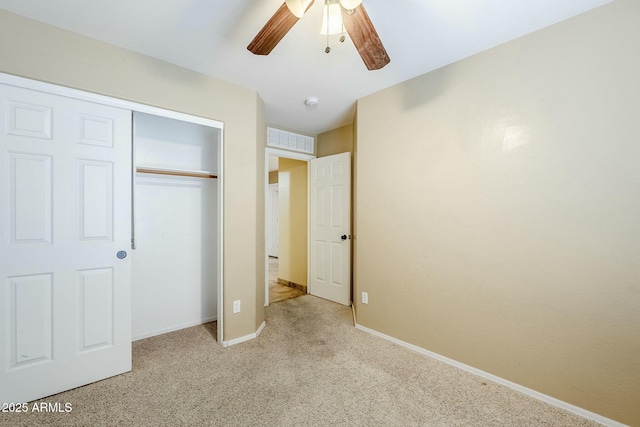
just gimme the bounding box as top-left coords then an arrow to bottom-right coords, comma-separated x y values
0,0 -> 613,135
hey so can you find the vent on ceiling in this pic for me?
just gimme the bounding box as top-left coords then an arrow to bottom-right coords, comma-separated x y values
267,127 -> 314,154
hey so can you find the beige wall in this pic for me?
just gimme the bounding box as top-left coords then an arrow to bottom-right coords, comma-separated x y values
317,124 -> 353,157
254,99 -> 266,331
0,10 -> 264,341
278,158 -> 308,286
354,1 -> 640,425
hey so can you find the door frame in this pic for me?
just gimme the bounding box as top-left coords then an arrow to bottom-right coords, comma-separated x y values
264,147 -> 315,306
0,72 -> 226,343
267,183 -> 279,258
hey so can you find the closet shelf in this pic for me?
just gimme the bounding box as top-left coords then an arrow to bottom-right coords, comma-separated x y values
136,166 -> 217,179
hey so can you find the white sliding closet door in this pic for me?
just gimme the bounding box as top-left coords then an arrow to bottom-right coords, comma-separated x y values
0,83 -> 132,403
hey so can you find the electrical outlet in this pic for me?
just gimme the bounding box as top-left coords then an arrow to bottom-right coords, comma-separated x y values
233,300 -> 241,313
362,292 -> 368,304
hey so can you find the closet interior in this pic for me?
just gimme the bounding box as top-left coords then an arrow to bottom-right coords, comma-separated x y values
131,112 -> 221,341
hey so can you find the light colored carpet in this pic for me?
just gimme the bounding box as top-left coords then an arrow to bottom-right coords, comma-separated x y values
0,295 -> 600,427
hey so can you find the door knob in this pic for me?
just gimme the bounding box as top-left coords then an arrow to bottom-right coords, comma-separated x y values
341,235 -> 351,241
116,250 -> 127,259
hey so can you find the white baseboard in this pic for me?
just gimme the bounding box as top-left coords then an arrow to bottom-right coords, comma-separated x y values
351,303 -> 357,326
222,321 -> 266,348
132,316 -> 217,341
354,324 -> 626,427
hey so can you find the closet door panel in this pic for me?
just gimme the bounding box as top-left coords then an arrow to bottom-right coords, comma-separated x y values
8,153 -> 53,244
0,83 -> 132,404
78,160 -> 113,240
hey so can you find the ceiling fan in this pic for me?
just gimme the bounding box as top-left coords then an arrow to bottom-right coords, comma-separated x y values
247,0 -> 390,70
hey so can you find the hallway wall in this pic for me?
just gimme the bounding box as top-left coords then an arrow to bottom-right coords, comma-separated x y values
278,158 -> 308,287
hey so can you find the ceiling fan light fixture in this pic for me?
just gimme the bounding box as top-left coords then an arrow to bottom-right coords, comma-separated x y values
339,0 -> 363,11
249,0 -> 389,70
320,0 -> 343,35
285,0 -> 314,18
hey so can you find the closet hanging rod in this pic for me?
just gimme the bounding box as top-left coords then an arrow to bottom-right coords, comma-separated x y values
136,167 -> 217,179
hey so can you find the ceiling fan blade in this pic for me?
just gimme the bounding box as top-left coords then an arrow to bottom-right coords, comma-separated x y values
248,1 -> 314,55
341,4 -> 390,70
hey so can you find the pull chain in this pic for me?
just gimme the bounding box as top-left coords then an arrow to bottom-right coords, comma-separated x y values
325,4 -> 331,53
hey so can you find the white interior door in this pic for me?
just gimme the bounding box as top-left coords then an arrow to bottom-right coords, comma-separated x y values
267,183 -> 279,257
309,152 -> 351,306
0,84 -> 132,403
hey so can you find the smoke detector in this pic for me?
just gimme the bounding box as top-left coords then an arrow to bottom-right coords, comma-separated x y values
304,97 -> 319,109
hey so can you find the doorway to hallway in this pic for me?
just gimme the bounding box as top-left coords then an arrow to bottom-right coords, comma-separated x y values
264,149 -> 314,306
268,257 -> 305,303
